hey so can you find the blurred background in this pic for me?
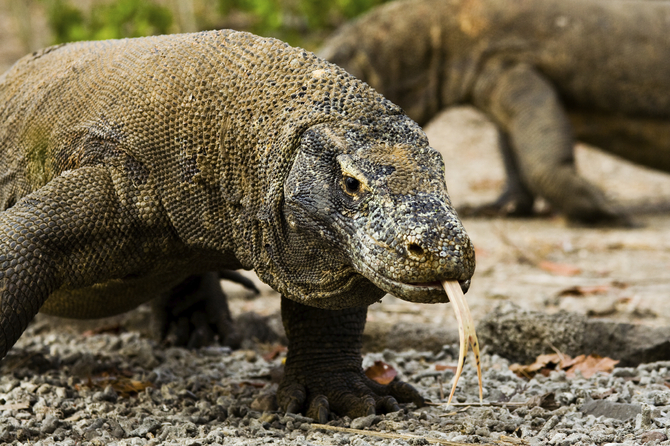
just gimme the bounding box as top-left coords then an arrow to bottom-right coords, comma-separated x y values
0,0 -> 393,72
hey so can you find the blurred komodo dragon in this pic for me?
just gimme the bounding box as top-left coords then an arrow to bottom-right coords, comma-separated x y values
320,0 -> 670,226
0,30 -> 475,421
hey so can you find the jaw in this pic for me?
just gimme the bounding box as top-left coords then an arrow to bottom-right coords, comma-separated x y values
355,260 -> 471,304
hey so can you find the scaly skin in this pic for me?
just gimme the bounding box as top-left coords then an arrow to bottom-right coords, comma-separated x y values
320,0 -> 670,226
0,30 -> 475,419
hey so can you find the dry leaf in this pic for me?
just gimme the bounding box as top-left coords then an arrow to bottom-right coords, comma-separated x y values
435,364 -> 458,372
261,344 -> 287,362
365,360 -> 397,385
557,285 -> 611,296
511,353 -> 619,379
83,372 -> 154,397
539,260 -> 581,276
565,355 -> 619,378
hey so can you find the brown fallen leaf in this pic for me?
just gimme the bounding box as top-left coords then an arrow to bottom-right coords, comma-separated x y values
511,353 -> 619,379
365,360 -> 398,385
261,344 -> 287,362
557,285 -> 612,296
538,260 -> 581,276
442,280 -> 483,405
435,364 -> 458,373
82,371 -> 154,397
565,355 -> 619,378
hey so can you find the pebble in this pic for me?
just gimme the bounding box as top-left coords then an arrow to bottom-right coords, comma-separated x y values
1,324 -> 668,446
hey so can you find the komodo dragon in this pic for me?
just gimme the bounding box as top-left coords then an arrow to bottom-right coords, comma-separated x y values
0,30 -> 475,421
320,0 -> 670,226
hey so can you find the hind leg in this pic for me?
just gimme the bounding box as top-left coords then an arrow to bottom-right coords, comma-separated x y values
152,271 -> 259,349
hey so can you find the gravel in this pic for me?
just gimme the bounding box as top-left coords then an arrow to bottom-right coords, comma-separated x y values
1,318 -> 669,446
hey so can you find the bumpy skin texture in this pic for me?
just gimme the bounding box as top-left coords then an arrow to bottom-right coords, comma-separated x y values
0,30 -> 475,419
320,0 -> 670,225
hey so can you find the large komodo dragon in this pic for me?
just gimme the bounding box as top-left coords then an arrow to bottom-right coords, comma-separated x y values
0,30 -> 475,420
320,0 -> 670,226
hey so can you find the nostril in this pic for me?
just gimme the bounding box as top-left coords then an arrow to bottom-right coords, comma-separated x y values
407,243 -> 424,258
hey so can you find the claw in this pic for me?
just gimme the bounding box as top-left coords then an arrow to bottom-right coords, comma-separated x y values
387,380 -> 425,407
363,395 -> 377,416
307,395 -> 330,424
279,382 -> 307,415
285,399 -> 302,415
376,395 -> 400,413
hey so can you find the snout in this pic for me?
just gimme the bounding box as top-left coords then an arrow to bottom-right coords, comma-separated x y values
355,219 -> 476,303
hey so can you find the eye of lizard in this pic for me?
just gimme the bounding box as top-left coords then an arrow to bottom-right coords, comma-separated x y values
343,176 -> 361,195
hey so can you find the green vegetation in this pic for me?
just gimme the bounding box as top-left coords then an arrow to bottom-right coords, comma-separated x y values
41,0 -> 393,49
217,0 -> 392,48
43,0 -> 173,43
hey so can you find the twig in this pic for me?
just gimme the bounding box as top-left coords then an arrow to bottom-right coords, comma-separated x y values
437,375 -> 445,400
311,423 -> 486,445
439,406 -> 472,417
425,401 -> 527,408
0,402 -> 30,411
312,423 -> 524,446
547,341 -> 566,364
492,225 -> 540,266
499,435 -> 530,445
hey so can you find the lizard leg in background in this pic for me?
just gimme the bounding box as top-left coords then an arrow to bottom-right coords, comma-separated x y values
277,296 -> 424,422
0,166 -> 176,357
473,62 -> 631,226
459,129 -> 535,218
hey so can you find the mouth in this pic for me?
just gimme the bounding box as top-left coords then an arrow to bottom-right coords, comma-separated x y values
357,261 -> 471,303
394,278 -> 471,293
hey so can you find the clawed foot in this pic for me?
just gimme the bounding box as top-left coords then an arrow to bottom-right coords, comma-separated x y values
458,189 -> 536,219
277,367 -> 424,422
277,296 -> 424,422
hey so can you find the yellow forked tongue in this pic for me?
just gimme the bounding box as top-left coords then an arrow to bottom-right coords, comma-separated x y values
441,280 -> 483,405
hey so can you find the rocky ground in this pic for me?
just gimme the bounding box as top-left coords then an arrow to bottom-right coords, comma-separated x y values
1,3 -> 670,444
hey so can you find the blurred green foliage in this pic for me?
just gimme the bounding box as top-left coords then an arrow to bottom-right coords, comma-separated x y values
41,0 -> 392,49
43,0 -> 173,43
217,0 -> 392,47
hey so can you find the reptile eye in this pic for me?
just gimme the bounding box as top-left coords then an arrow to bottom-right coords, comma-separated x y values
344,176 -> 361,194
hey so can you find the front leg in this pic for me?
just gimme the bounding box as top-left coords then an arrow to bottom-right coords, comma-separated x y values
277,296 -> 424,422
0,167 -> 172,357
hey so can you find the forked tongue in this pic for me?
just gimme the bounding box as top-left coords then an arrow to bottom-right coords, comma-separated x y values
442,280 -> 483,405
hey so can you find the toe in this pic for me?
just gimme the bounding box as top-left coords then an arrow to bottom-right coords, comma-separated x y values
278,382 -> 307,415
387,380 -> 425,407
376,395 -> 400,414
307,395 -> 330,423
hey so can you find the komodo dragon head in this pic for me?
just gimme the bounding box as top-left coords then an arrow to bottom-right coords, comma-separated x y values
279,114 -> 475,309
